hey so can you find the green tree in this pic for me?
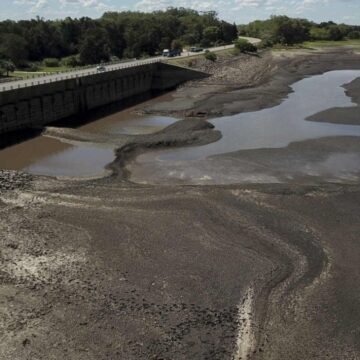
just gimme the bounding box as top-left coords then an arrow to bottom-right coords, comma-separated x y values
220,21 -> 238,43
328,25 -> 343,40
101,20 -> 126,58
203,26 -> 221,44
0,59 -> 15,76
348,31 -> 360,39
310,27 -> 331,40
271,16 -> 310,44
0,33 -> 28,67
79,27 -> 110,65
171,39 -> 183,50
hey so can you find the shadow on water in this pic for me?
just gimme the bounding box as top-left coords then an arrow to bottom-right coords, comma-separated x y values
52,90 -> 167,129
0,129 -> 43,150
0,90 -> 169,150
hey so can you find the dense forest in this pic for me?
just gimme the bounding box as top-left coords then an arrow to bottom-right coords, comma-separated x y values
1,9 -> 359,75
238,15 -> 360,46
0,8 -> 237,71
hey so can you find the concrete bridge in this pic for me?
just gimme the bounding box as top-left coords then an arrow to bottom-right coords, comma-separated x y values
0,59 -> 207,135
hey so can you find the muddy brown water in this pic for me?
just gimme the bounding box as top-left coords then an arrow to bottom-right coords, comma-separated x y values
0,70 -> 360,182
0,95 -> 177,178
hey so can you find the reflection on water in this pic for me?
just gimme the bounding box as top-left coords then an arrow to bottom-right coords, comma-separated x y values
25,145 -> 115,178
128,70 -> 360,184
161,70 -> 360,160
1,70 -> 360,181
0,136 -> 71,171
83,113 -> 177,135
23,114 -> 176,178
0,104 -> 177,177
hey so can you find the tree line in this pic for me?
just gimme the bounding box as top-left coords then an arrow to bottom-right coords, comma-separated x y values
0,8 -> 238,72
238,16 -> 360,46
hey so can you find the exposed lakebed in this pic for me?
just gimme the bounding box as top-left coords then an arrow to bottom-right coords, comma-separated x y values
0,70 -> 360,182
128,70 -> 360,184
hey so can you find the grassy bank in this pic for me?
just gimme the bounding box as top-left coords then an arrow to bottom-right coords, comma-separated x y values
167,48 -> 235,68
303,39 -> 360,48
9,66 -> 76,79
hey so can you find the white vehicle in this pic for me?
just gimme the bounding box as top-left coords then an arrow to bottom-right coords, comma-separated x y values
96,65 -> 106,72
162,49 -> 170,57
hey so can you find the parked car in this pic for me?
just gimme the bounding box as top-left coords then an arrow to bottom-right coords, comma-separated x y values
190,47 -> 203,52
163,48 -> 182,57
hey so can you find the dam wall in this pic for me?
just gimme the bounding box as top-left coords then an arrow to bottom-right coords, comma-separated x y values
0,62 -> 207,135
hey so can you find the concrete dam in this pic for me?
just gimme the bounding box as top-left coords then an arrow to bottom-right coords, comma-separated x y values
0,61 -> 207,135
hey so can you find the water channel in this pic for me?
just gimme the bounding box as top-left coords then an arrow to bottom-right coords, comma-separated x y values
0,70 -> 360,183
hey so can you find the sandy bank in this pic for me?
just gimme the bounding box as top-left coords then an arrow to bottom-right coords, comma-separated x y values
306,77 -> 360,125
138,48 -> 360,119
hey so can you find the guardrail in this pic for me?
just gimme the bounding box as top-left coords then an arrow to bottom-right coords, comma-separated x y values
0,77 -> 23,83
0,57 -> 162,93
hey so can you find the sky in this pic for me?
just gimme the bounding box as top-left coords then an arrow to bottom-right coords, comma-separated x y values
1,0 -> 359,25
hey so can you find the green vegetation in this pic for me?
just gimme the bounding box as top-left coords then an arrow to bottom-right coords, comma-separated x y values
43,58 -> 60,67
1,9 -> 358,78
239,16 -> 360,46
0,9 -> 237,73
234,39 -> 257,53
10,71 -> 44,79
0,59 -> 15,76
61,55 -> 81,68
303,39 -> 360,48
39,66 -> 74,73
168,47 -> 233,68
204,50 -> 217,61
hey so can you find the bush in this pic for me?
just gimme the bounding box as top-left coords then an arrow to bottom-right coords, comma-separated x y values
61,55 -> 80,67
43,58 -> 60,67
258,38 -> 273,49
21,63 -> 39,71
234,39 -> 257,53
348,31 -> 360,40
231,47 -> 241,56
204,51 -> 217,61
109,55 -> 120,62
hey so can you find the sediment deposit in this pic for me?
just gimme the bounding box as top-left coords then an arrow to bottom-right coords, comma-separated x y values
1,47 -> 360,359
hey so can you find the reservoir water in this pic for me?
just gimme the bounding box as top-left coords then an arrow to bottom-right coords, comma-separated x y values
0,70 -> 360,183
0,98 -> 177,178
127,70 -> 360,184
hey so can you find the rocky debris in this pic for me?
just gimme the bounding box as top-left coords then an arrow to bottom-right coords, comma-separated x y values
185,110 -> 208,118
181,51 -> 274,88
0,170 -> 33,191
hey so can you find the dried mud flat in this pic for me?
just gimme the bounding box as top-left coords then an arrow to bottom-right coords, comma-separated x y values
1,48 -> 360,360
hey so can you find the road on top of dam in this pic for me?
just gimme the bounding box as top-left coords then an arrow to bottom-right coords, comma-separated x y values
0,37 -> 260,93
